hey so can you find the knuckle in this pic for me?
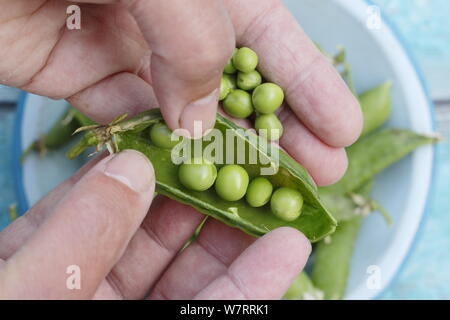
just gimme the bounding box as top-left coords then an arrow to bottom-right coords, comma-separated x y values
155,25 -> 235,81
192,36 -> 235,75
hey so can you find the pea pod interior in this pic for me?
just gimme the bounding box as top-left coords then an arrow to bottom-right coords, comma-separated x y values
109,109 -> 336,241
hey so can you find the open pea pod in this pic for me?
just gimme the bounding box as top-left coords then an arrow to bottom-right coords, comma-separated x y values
68,109 -> 336,241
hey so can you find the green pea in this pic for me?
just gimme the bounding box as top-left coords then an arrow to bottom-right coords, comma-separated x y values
223,49 -> 237,74
237,70 -> 262,91
246,177 -> 273,207
255,113 -> 283,141
178,158 -> 217,191
223,89 -> 254,118
271,187 -> 303,222
150,123 -> 182,149
215,165 -> 249,201
222,73 -> 237,90
252,83 -> 284,114
219,76 -> 231,101
232,47 -> 258,73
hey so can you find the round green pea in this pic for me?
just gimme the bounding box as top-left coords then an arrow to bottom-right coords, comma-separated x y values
232,47 -> 258,73
219,76 -> 231,101
252,83 -> 284,114
215,165 -> 249,201
246,177 -> 273,207
223,49 -> 238,74
150,123 -> 182,149
178,158 -> 217,192
270,187 -> 304,222
255,114 -> 283,141
223,89 -> 254,118
237,70 -> 262,91
222,73 -> 237,90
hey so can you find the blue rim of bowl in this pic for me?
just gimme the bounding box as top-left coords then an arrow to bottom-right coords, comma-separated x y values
362,0 -> 438,299
11,1 -> 437,299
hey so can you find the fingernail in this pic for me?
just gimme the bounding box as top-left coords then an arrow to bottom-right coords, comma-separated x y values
180,88 -> 219,139
104,150 -> 154,193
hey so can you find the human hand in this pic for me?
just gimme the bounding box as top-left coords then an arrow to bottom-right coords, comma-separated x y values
0,151 -> 310,299
0,0 -> 361,186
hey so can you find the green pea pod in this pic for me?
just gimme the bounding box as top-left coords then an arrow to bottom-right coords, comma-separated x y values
320,192 -> 366,222
283,272 -> 323,300
320,180 -> 372,222
359,82 -> 392,136
70,107 -> 97,127
320,129 -> 439,196
320,180 -> 392,224
311,216 -> 363,300
311,181 -> 374,300
67,109 -> 337,241
21,108 -> 80,161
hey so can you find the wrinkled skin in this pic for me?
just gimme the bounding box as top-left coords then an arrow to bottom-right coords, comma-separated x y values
0,0 -> 362,299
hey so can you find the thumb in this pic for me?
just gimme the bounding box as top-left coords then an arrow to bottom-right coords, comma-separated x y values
127,0 -> 235,137
0,150 -> 155,299
71,0 -> 235,137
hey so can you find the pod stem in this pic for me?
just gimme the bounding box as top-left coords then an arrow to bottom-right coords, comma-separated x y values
66,110 -> 162,160
66,137 -> 90,160
349,192 -> 393,226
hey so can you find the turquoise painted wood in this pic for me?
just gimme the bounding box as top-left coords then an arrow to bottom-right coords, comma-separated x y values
372,0 -> 450,100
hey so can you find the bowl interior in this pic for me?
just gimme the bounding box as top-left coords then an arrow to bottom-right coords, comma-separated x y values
15,0 -> 434,300
19,95 -> 85,207
283,0 -> 434,299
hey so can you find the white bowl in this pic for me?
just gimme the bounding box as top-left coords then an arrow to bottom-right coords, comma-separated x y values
12,0 -> 435,300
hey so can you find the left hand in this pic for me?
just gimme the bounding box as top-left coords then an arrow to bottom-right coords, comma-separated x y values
0,151 -> 310,299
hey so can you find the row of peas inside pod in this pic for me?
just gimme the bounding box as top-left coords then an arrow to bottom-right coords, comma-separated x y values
149,122 -> 304,222
220,47 -> 285,142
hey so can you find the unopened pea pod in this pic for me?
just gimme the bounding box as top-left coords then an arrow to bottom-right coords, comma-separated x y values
67,109 -> 336,241
311,216 -> 363,300
70,107 -> 97,127
320,129 -> 439,196
21,107 -> 80,161
38,111 -> 79,150
319,180 -> 393,224
320,180 -> 373,222
320,192 -> 361,222
283,272 -> 323,300
359,81 -> 392,136
312,182 -> 374,300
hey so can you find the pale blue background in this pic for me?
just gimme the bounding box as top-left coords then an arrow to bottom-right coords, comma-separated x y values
1,0 -> 449,299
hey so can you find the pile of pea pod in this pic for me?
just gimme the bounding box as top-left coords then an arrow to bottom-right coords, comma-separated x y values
25,46 -> 438,300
